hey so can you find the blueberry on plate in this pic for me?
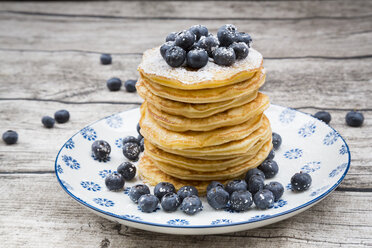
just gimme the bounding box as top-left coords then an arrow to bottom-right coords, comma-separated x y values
245,168 -> 265,183
174,30 -> 195,50
291,172 -> 312,192
186,48 -> 209,69
137,133 -> 143,142
122,142 -> 141,161
229,42 -> 249,60
198,34 -> 220,58
165,46 -> 186,67
248,175 -> 264,195
2,130 -> 18,145
253,189 -> 275,210
105,172 -> 125,191
42,116 -> 55,128
206,181 -> 224,192
106,77 -> 122,91
128,184 -> 150,203
264,182 -> 284,201
123,136 -> 139,145
165,32 -> 177,42
54,109 -> 70,124
236,32 -> 252,47
217,24 -> 238,47
124,79 -> 137,93
189,25 -> 208,41
180,195 -> 203,215
161,193 -> 181,212
207,186 -> 229,209
154,182 -> 176,200
139,138 -> 144,152
92,140 -> 111,161
267,148 -> 275,160
177,186 -> 198,201
225,179 -> 248,195
160,41 -> 175,59
213,47 -> 236,66
346,111 -> 364,127
313,111 -> 331,124
117,162 -> 136,181
138,194 -> 159,213
272,132 -> 282,150
136,123 -> 141,134
230,190 -> 253,212
258,159 -> 279,179
100,53 -> 112,65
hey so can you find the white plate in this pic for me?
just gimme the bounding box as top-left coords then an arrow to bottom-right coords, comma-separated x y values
55,105 -> 350,235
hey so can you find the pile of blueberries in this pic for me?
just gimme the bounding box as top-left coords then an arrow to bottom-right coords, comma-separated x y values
160,24 -> 252,69
41,109 -> 70,129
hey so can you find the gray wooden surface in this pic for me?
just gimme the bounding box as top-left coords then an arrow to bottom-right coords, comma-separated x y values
0,1 -> 371,247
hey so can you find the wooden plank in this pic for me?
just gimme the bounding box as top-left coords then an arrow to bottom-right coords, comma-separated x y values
0,174 -> 371,247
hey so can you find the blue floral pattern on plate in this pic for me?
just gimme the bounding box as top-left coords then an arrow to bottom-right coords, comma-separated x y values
167,219 -> 190,226
323,131 -> 339,145
98,170 -> 115,178
249,215 -> 271,221
123,187 -> 131,195
115,138 -> 124,149
56,164 -> 63,174
105,115 -> 123,128
211,219 -> 232,225
298,122 -> 316,138
62,155 -> 80,170
301,161 -> 321,173
271,200 -> 288,209
81,181 -> 101,192
329,163 -> 348,178
122,215 -> 142,221
65,138 -> 75,149
80,127 -> 97,141
283,148 -> 303,159
310,185 -> 330,197
339,144 -> 347,155
279,108 -> 296,124
93,198 -> 114,207
61,180 -> 73,191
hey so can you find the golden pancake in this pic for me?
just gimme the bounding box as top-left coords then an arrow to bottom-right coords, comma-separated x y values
139,69 -> 265,103
136,79 -> 258,118
138,47 -> 263,90
147,93 -> 269,132
140,102 -> 264,149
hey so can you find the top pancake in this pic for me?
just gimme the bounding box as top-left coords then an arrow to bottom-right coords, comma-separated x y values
138,46 -> 263,90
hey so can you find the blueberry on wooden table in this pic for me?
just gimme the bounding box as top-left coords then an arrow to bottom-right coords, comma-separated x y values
106,77 -> 122,91
313,111 -> 331,124
230,190 -> 253,212
180,195 -> 203,215
105,172 -> 125,191
54,110 -> 70,124
264,182 -> 284,202
124,79 -> 137,93
122,142 -> 140,161
100,53 -> 112,65
225,179 -> 248,195
253,189 -> 275,210
117,162 -> 136,181
248,175 -> 264,195
346,111 -> 364,127
291,172 -> 312,192
207,186 -> 229,210
2,130 -> 18,145
272,132 -> 282,150
41,116 -> 55,128
258,159 -> 279,179
154,182 -> 176,200
161,193 -> 181,212
92,140 -> 111,161
177,186 -> 198,201
138,194 -> 159,213
128,184 -> 150,203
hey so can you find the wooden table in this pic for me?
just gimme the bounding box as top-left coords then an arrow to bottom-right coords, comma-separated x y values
1,1 -> 371,247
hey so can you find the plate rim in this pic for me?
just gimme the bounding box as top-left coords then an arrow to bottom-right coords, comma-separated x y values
55,105 -> 351,229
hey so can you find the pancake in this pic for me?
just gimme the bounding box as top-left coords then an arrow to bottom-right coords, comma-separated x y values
140,102 -> 264,149
138,47 -> 263,90
139,69 -> 265,103
153,140 -> 272,181
136,79 -> 258,118
147,93 -> 269,132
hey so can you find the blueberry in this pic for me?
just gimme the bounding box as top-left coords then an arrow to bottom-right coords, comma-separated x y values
248,175 -> 264,194
198,34 -> 220,58
117,162 -> 136,181
346,111 -> 364,127
188,25 -> 208,41
54,110 -> 70,124
106,77 -> 122,91
100,53 -> 112,65
92,140 -> 111,161
186,48 -> 208,69
105,172 -> 125,191
160,41 -> 175,59
42,116 -> 55,128
123,136 -> 139,145
161,193 -> 181,212
2,130 -> 18,145
230,190 -> 253,212
136,123 -> 141,134
124,79 -> 137,93
174,30 -> 195,50
225,179 -> 248,195
128,184 -> 150,203
177,186 -> 198,201
236,32 -> 252,47
217,24 -> 238,47
207,186 -> 229,209
313,111 -> 331,124
258,159 -> 279,179
245,168 -> 265,183
139,138 -> 144,152
253,189 -> 275,210
264,182 -> 284,201
137,133 -> 143,142
213,47 -> 236,66
138,194 -> 159,213
206,181 -> 224,192
165,32 -> 177,42
122,142 -> 140,161
291,172 -> 312,192
272,132 -> 282,150
267,149 -> 275,160
180,195 -> 203,215
154,182 -> 176,200
165,46 -> 186,67
229,42 -> 249,60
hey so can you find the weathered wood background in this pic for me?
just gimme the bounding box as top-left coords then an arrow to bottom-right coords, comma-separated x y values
0,1 -> 371,247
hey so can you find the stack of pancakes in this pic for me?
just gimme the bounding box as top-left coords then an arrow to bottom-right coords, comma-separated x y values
136,46 -> 272,195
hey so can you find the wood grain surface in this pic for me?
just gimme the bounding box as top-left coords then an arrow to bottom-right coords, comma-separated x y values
0,1 -> 371,247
